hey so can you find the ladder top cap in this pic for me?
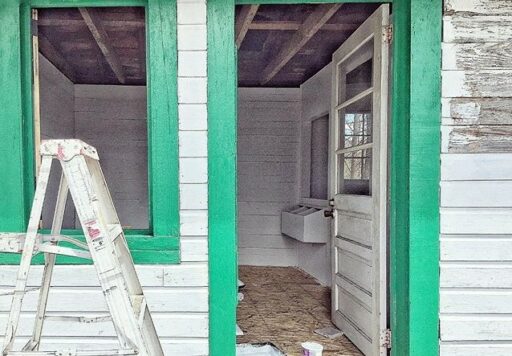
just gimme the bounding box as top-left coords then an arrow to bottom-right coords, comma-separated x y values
41,139 -> 100,161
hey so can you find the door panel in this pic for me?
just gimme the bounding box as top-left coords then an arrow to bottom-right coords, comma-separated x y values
329,5 -> 390,355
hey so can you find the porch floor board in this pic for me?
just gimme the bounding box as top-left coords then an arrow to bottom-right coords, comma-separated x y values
237,266 -> 362,356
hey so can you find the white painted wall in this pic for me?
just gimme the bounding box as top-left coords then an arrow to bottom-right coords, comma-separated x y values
74,85 -> 149,230
39,55 -> 76,229
237,88 -> 301,267
0,1 -> 209,354
297,64 -> 332,286
440,1 -> 512,354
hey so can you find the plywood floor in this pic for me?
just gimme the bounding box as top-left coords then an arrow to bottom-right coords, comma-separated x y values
237,266 -> 362,356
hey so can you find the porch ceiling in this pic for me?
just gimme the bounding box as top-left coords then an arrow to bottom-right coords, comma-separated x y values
38,4 -> 378,88
37,7 -> 146,86
236,3 -> 379,87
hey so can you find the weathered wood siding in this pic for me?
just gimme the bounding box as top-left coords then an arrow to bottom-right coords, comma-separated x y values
0,1 -> 209,354
237,88 -> 301,266
441,1 -> 512,354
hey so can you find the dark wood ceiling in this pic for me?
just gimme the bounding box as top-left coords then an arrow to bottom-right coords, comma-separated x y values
38,4 -> 378,87
236,3 -> 379,87
38,7 -> 146,85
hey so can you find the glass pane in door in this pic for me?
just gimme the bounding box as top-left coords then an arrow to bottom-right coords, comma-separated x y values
337,149 -> 372,196
337,38 -> 374,104
338,94 -> 372,150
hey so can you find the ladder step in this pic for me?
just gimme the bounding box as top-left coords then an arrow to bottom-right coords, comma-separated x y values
107,224 -> 123,241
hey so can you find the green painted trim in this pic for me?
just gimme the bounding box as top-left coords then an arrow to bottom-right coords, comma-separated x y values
207,0 -> 238,355
407,0 -> 441,354
0,1 -> 27,233
0,0 -> 180,265
0,236 -> 179,264
209,1 -> 441,355
389,0 -> 411,354
147,0 -> 180,239
30,0 -> 146,7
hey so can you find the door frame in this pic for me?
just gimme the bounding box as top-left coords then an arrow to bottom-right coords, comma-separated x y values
207,0 -> 441,355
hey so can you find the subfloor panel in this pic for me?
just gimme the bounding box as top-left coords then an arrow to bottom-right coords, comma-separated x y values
237,266 -> 362,356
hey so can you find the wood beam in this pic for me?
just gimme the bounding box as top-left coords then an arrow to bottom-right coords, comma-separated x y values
248,21 -> 359,32
38,18 -> 145,28
260,4 -> 343,85
235,5 -> 259,48
79,8 -> 126,84
38,34 -> 76,82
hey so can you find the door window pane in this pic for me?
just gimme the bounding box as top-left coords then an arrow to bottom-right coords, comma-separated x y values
337,38 -> 373,104
338,149 -> 372,196
338,94 -> 372,150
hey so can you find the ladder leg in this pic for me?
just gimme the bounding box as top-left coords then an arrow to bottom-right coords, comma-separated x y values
23,172 -> 69,351
2,156 -> 53,354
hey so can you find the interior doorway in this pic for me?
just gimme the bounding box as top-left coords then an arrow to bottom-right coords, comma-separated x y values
235,3 -> 391,355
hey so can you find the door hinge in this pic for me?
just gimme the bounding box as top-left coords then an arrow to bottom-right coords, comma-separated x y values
384,24 -> 393,44
380,329 -> 392,349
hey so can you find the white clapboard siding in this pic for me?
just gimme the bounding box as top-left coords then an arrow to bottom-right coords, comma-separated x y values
237,88 -> 300,266
442,42 -> 512,71
442,97 -> 512,126
443,15 -> 512,43
440,342 -> 512,356
442,125 -> 512,153
441,181 -> 512,207
0,338 -> 209,356
441,154 -> 512,180
441,236 -> 512,261
441,208 -> 512,234
442,70 -> 512,98
0,287 -> 208,313
441,2 -> 512,353
0,313 -> 207,338
238,248 -> 298,267
441,289 -> 512,314
441,315 -> 512,341
441,263 -> 512,289
445,0 -> 512,15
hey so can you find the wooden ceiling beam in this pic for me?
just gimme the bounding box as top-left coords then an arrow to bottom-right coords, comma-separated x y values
248,21 -> 359,32
38,18 -> 144,28
38,34 -> 76,82
79,8 -> 126,84
235,5 -> 259,48
260,3 -> 343,85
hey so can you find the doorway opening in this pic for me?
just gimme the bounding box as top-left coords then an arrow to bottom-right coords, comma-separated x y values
33,7 -> 148,232
235,3 -> 391,355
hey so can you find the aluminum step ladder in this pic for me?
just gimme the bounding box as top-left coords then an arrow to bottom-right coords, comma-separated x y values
0,139 -> 164,356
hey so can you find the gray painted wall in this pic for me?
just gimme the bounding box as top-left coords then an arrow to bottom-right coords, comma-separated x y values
74,85 -> 149,230
40,58 -> 149,230
237,88 -> 301,266
298,64 -> 332,286
39,55 -> 76,229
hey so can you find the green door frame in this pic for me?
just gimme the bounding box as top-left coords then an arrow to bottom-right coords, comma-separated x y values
0,0 -> 180,264
208,0 -> 441,355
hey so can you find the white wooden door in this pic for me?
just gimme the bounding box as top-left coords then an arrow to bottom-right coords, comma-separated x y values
329,5 -> 390,356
